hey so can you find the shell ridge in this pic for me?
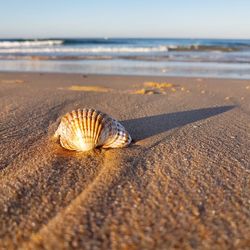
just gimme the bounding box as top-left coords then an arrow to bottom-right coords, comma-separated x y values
82,109 -> 88,145
94,112 -> 104,146
90,110 -> 97,146
70,111 -> 82,150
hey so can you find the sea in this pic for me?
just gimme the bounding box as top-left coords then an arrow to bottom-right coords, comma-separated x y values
0,38 -> 250,79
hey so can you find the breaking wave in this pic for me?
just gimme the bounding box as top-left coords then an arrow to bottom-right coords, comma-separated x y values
0,40 -> 64,48
0,46 -> 169,54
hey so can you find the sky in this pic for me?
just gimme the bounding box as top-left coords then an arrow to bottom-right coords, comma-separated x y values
0,0 -> 250,39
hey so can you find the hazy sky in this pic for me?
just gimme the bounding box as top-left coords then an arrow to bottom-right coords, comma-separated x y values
1,0 -> 249,39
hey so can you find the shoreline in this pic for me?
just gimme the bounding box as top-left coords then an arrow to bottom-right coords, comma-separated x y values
0,72 -> 249,249
1,70 -> 250,81
1,58 -> 250,80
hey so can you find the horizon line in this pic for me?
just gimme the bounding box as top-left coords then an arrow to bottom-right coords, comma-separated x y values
0,36 -> 250,40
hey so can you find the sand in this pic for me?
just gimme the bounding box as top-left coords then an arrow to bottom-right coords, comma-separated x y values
0,72 -> 249,250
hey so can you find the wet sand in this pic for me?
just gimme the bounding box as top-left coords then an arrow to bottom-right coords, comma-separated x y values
0,72 -> 249,249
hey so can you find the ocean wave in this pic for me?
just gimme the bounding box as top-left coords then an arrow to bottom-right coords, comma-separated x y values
0,40 -> 64,48
0,46 -> 169,53
168,45 -> 240,52
62,38 -> 132,45
1,38 -> 250,51
0,44 -> 245,54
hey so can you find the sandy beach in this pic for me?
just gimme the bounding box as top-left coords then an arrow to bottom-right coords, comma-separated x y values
0,72 -> 249,249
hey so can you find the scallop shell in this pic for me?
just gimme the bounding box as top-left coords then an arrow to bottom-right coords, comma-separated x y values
54,108 -> 132,152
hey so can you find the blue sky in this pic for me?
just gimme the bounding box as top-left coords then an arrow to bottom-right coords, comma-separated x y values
1,0 -> 249,39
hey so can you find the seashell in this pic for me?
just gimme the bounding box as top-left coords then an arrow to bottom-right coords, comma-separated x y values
54,108 -> 132,152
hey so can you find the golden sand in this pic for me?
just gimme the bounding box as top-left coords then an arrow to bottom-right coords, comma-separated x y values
67,85 -> 110,92
132,81 -> 176,95
144,81 -> 173,88
1,79 -> 25,84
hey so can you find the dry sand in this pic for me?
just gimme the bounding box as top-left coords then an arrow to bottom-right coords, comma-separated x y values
0,72 -> 249,249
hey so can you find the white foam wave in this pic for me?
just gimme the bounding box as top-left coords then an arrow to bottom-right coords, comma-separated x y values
0,46 -> 168,54
0,40 -> 64,48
